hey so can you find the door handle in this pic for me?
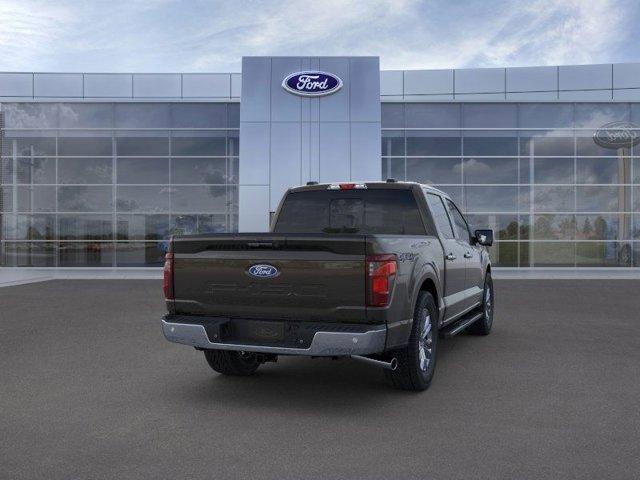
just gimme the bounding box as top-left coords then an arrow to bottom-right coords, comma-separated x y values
464,252 -> 473,258
446,253 -> 457,261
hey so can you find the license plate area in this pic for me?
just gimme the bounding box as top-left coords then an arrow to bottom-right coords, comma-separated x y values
244,320 -> 285,343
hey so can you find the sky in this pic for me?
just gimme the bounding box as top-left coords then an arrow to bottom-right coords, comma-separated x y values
0,0 -> 638,73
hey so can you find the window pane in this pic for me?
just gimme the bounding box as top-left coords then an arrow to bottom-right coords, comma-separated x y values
434,185 -> 463,208
463,136 -> 518,156
58,103 -> 113,128
381,103 -> 404,128
463,104 -> 516,128
116,158 -> 169,184
59,242 -> 114,267
463,157 -> 517,184
1,186 -> 12,211
425,193 -> 454,239
464,186 -> 518,212
16,157 -> 56,184
3,136 -> 56,156
381,130 -> 404,156
114,104 -> 170,128
576,214 -> 630,241
15,214 -> 55,240
406,131 -> 461,156
406,104 -> 460,128
116,186 -> 170,212
533,214 -> 576,240
534,158 -> 574,184
227,130 -> 239,157
465,214 -> 519,241
228,104 -> 240,127
58,137 -> 113,156
576,134 -> 629,156
58,158 -> 112,184
58,186 -> 113,212
518,104 -> 573,129
116,136 -> 168,156
59,214 -> 113,240
576,186 -> 630,212
574,103 -> 630,128
2,242 -> 56,267
17,186 -> 56,212
576,242 -> 632,267
171,103 -> 227,128
407,158 -> 461,184
533,186 -> 575,212
171,158 -> 227,184
170,214 -> 228,235
576,157 -> 629,184
115,242 -> 165,267
532,242 -> 575,267
171,134 -> 226,156
116,214 -> 170,240
486,242 -> 518,267
519,134 -> 574,156
446,199 -> 470,242
1,157 -> 12,183
633,158 -> 640,183
381,158 -> 405,181
171,186 -> 228,213
2,104 -> 58,128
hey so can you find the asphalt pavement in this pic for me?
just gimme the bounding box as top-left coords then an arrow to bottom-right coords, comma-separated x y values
1,279 -> 639,479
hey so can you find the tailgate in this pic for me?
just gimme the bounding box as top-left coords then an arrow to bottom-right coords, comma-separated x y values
172,234 -> 367,323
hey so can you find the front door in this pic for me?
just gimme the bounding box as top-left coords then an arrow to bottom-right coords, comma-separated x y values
425,192 -> 467,320
445,199 -> 483,310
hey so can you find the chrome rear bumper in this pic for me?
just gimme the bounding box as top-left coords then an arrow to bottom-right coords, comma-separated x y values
161,319 -> 386,356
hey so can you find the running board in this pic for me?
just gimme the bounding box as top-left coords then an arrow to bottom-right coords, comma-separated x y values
440,311 -> 484,338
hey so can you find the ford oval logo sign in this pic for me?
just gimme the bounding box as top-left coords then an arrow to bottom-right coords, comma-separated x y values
282,71 -> 343,97
247,264 -> 280,278
593,121 -> 640,149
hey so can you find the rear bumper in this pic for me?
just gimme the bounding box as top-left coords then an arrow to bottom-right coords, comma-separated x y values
161,317 -> 386,356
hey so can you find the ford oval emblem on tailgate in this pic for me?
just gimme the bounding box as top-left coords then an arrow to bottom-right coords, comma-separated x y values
247,264 -> 280,278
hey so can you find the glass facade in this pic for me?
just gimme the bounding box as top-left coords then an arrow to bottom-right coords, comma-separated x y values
382,103 -> 640,268
0,102 -> 239,267
1,100 -> 638,269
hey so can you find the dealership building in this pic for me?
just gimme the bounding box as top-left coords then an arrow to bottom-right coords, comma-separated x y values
1,57 -> 639,270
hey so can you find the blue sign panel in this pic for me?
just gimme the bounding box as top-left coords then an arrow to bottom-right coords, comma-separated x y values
282,71 -> 343,97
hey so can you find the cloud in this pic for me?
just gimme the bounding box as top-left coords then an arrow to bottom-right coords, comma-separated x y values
0,0 -> 636,72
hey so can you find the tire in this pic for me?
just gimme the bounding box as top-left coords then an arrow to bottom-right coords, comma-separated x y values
469,271 -> 494,335
384,291 -> 438,391
203,349 -> 260,376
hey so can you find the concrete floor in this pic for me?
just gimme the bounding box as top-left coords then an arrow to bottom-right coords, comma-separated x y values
1,280 -> 639,480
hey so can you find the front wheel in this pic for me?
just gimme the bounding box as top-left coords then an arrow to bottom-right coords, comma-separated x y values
204,349 -> 260,376
469,271 -> 494,335
384,291 -> 438,391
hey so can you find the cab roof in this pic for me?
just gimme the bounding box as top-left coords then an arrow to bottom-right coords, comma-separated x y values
288,181 -> 451,200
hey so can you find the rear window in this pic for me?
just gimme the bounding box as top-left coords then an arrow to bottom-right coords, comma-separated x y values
274,189 -> 426,235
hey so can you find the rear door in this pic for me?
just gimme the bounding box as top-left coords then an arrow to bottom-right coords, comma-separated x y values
425,192 -> 467,320
172,234 -> 367,323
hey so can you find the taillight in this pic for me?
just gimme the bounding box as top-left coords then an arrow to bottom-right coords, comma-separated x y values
163,252 -> 174,300
366,254 -> 397,307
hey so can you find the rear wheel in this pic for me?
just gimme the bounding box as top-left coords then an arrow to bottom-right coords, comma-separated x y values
385,291 -> 438,391
469,272 -> 494,335
204,349 -> 260,376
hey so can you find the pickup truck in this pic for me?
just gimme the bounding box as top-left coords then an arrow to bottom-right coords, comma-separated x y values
161,181 -> 494,391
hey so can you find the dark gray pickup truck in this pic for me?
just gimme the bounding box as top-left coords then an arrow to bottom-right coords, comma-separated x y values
162,181 -> 494,391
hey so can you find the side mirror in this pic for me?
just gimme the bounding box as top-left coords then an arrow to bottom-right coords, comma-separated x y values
474,229 -> 493,246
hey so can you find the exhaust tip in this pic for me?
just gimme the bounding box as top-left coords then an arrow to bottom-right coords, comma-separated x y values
389,358 -> 398,371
